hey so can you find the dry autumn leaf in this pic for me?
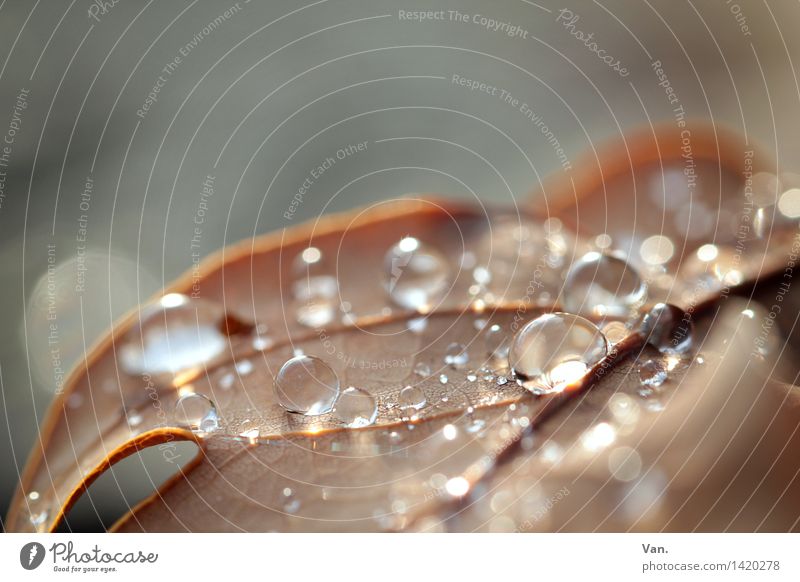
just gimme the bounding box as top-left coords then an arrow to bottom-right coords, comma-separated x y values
7,124 -> 800,532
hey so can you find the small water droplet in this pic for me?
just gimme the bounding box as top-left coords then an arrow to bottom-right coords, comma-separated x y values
28,491 -> 40,502
444,342 -> 469,369
466,418 -> 486,433
509,312 -> 607,394
438,374 -> 448,385
407,316 -> 428,333
127,411 -> 143,428
235,359 -> 254,376
274,355 -> 340,415
639,303 -> 693,354
414,362 -> 431,377
173,393 -> 218,432
29,510 -> 49,530
445,476 -> 470,497
466,372 -> 477,382
119,294 -> 228,376
442,423 -> 458,440
608,446 -> 642,482
384,237 -> 449,310
581,422 -> 616,452
496,375 -> 509,386
399,385 -> 427,410
253,335 -> 274,351
638,359 -> 667,388
563,252 -> 647,318
334,386 -> 377,428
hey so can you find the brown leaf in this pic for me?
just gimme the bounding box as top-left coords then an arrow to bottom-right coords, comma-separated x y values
8,123 -> 800,532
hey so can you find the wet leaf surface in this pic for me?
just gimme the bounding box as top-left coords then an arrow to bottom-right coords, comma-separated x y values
8,124 -> 800,532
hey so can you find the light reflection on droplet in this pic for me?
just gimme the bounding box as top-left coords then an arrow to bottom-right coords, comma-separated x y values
274,355 -> 340,415
563,252 -> 647,318
581,422 -> 615,452
509,312 -> 607,394
445,477 -> 470,497
384,237 -> 449,310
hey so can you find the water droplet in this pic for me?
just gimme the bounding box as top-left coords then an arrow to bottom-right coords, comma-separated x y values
496,375 -> 509,386
638,303 -> 693,354
29,510 -> 49,530
442,424 -> 458,440
235,359 -> 254,376
484,323 -> 510,361
334,386 -> 377,428
414,362 -> 431,377
274,355 -> 340,415
466,418 -> 486,433
384,237 -> 449,310
119,294 -> 228,376
639,235 -> 675,266
444,342 -> 469,369
399,385 -> 426,410
509,312 -> 607,394
445,476 -> 470,497
638,359 -> 667,388
127,411 -> 143,428
253,335 -> 274,351
407,316 -> 428,333
563,252 -> 647,318
581,422 -> 615,452
438,374 -> 448,385
28,491 -> 40,502
293,275 -> 338,328
608,446 -> 642,482
173,393 -> 218,432
681,244 -> 743,290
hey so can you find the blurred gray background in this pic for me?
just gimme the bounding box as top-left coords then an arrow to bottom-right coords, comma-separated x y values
2,0 -> 800,529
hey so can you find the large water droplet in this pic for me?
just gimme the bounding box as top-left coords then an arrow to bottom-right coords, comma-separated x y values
334,386 -> 377,428
399,385 -> 427,410
384,237 -> 449,310
119,294 -> 228,376
274,355 -> 340,415
563,252 -> 647,318
680,244 -> 743,291
509,312 -> 608,394
173,393 -> 218,432
292,275 -> 338,328
638,303 -> 694,354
